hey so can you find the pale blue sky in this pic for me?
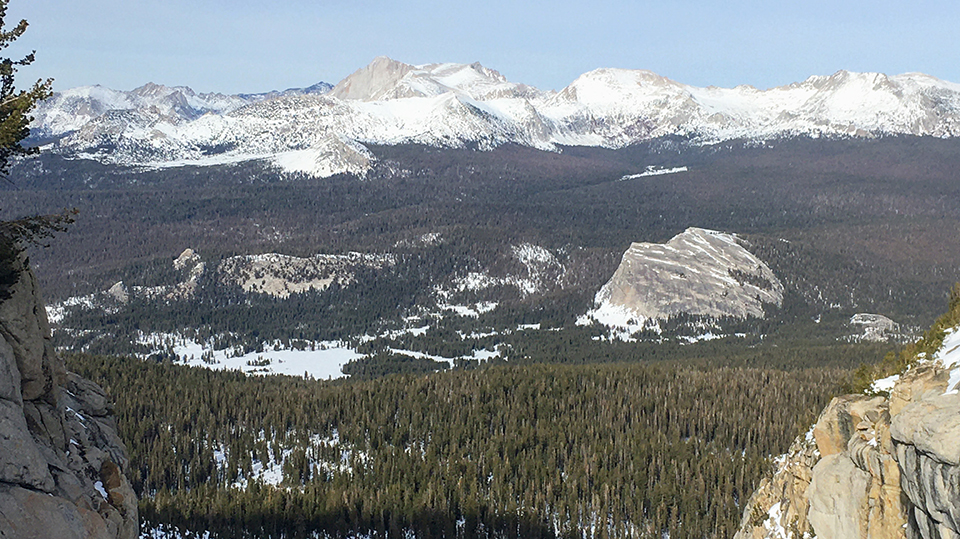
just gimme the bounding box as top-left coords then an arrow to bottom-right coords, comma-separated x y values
7,0 -> 959,94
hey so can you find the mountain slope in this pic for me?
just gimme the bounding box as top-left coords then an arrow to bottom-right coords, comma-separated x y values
31,58 -> 960,177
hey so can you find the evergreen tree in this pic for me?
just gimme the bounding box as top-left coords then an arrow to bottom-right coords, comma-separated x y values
0,0 -> 51,179
0,0 -> 70,299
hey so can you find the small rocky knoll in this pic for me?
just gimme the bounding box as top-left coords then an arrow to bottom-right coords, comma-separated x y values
217,250 -> 395,299
735,308 -> 960,539
0,254 -> 137,539
585,227 -> 783,328
48,248 -> 398,319
849,313 -> 907,343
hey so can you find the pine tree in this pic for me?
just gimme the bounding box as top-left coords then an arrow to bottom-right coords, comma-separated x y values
0,0 -> 50,179
0,0 -> 71,299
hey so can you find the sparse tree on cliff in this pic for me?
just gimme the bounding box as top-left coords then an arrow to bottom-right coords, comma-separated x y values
0,0 -> 51,177
0,0 -> 72,298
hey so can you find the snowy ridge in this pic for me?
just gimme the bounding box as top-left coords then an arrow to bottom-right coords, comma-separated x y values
30,83 -> 253,138
31,59 -> 960,178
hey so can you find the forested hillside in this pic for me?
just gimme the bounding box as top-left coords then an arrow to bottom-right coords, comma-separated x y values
69,350 -> 870,539
5,136 -> 959,368
7,136 -> 960,324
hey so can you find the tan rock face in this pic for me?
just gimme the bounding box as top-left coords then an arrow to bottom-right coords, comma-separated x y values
734,434 -> 820,539
0,254 -> 137,539
890,392 -> 960,539
808,453 -> 872,539
813,395 -> 887,457
329,56 -> 417,101
891,393 -> 960,465
888,365 -> 949,417
735,351 -> 960,539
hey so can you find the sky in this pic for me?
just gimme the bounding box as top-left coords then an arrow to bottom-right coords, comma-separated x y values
6,0 -> 960,95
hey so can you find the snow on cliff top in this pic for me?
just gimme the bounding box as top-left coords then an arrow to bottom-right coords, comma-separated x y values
871,324 -> 960,395
939,327 -> 960,394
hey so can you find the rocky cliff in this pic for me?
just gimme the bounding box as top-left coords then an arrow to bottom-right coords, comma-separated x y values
0,253 -> 137,539
735,296 -> 960,539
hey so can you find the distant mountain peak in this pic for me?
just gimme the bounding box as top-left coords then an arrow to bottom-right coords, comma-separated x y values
28,60 -> 960,178
330,56 -> 418,101
329,57 -> 540,102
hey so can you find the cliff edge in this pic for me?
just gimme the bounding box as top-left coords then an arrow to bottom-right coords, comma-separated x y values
0,253 -> 137,539
736,290 -> 960,539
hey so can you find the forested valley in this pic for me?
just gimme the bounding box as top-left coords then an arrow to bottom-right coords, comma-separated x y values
5,135 -> 960,537
70,349 -> 867,539
6,135 -> 960,328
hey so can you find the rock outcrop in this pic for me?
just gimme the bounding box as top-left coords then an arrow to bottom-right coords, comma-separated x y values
585,228 -> 783,328
0,253 -> 137,539
850,313 -> 904,343
735,333 -> 960,539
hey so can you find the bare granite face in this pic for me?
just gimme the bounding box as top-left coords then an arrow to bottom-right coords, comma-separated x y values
591,227 -> 783,325
735,361 -> 960,539
0,254 -> 137,539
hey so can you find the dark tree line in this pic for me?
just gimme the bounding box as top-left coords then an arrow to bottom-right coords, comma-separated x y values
69,352 -> 855,539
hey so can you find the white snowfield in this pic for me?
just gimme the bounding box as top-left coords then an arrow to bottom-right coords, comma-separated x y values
32,58 -> 960,178
136,329 -> 505,380
138,333 -> 363,380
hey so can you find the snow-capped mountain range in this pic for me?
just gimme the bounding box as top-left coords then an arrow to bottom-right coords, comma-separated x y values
28,56 -> 960,177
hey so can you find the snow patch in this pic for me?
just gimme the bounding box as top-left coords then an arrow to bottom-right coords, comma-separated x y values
763,502 -> 789,539
46,294 -> 98,324
438,301 -> 499,318
619,166 -> 688,181
93,481 -> 108,500
871,374 -> 900,394
137,332 -> 362,380
936,327 -> 960,394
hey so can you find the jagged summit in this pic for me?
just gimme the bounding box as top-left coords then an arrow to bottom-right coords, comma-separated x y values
30,82 -> 251,138
28,60 -> 960,178
330,56 -> 418,100
237,81 -> 333,101
330,56 -> 541,102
